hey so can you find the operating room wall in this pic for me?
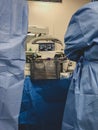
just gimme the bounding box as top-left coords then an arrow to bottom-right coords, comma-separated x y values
28,0 -> 90,44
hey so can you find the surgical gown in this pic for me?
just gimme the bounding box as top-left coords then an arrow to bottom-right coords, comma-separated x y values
0,0 -> 28,130
62,2 -> 98,130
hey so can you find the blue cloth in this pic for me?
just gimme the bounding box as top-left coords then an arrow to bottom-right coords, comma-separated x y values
19,76 -> 70,130
62,2 -> 98,130
0,1 -> 28,130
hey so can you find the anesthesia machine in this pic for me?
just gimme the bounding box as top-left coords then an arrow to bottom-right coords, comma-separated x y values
25,26 -> 76,79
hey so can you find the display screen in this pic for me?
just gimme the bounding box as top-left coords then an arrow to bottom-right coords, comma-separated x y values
28,0 -> 62,2
39,43 -> 55,51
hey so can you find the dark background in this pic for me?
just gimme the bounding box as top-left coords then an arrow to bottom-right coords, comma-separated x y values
28,0 -> 62,2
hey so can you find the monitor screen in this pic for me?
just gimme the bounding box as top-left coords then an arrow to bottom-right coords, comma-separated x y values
39,43 -> 55,51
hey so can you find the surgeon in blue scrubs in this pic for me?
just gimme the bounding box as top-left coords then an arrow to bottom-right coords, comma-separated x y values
0,0 -> 28,130
62,2 -> 98,130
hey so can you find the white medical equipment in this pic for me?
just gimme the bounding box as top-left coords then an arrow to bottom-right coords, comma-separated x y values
25,26 -> 76,79
25,35 -> 64,78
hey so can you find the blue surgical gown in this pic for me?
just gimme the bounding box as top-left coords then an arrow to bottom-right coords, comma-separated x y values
62,2 -> 98,130
0,0 -> 28,130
